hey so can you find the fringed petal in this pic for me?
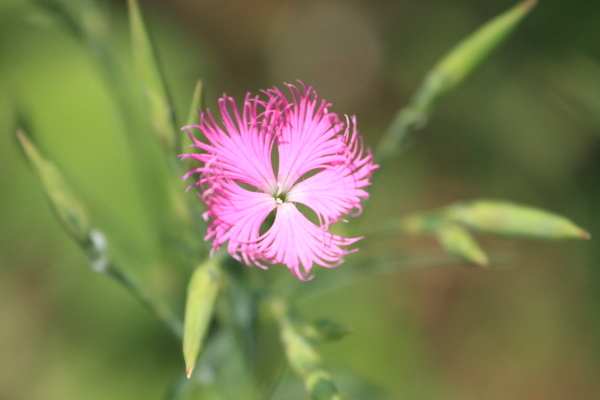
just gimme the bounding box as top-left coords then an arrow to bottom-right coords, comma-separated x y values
268,83 -> 347,191
287,116 -> 377,224
255,203 -> 360,280
182,83 -> 377,279
182,93 -> 279,193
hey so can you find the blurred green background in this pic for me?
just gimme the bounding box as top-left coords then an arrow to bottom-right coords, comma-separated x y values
2,0 -> 600,399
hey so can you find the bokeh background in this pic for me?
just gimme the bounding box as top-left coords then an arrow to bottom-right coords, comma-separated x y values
2,0 -> 600,399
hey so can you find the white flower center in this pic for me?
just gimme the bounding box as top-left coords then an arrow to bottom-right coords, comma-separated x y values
273,181 -> 288,205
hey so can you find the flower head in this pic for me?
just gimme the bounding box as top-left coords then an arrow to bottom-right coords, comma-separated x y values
182,83 -> 377,279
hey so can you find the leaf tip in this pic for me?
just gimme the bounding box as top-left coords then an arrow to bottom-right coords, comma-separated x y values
475,253 -> 490,267
186,366 -> 194,379
521,0 -> 538,12
579,229 -> 591,240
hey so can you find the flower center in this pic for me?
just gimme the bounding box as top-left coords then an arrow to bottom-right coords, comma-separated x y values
273,182 -> 288,205
275,193 -> 286,205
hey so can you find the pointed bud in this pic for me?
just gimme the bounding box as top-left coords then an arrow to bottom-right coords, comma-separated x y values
415,0 -> 537,108
446,200 -> 590,240
17,129 -> 91,244
183,258 -> 221,378
377,1 -> 536,164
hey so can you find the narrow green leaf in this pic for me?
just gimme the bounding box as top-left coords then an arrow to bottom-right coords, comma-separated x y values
377,0 -> 536,164
183,258 -> 222,378
17,129 -> 91,244
181,79 -> 205,156
186,80 -> 205,127
436,223 -> 489,266
38,0 -> 188,257
128,0 -> 206,260
128,0 -> 177,154
17,128 -> 183,337
418,0 -> 537,105
445,200 -> 591,240
30,0 -> 83,39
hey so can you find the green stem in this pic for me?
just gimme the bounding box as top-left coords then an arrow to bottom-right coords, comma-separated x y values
374,98 -> 430,166
104,262 -> 184,339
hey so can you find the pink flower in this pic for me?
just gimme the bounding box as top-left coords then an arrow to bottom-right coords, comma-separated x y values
182,83 -> 377,280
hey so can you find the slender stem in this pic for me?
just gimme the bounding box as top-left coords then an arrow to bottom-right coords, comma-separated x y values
104,262 -> 183,339
374,103 -> 429,166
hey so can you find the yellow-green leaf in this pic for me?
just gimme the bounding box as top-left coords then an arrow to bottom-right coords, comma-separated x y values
183,258 -> 222,378
181,79 -> 205,155
128,0 -> 176,153
17,129 -> 91,244
17,129 -> 183,337
436,223 -> 489,266
186,79 -> 204,128
376,0 -> 536,164
445,200 -> 590,240
416,0 -> 537,107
